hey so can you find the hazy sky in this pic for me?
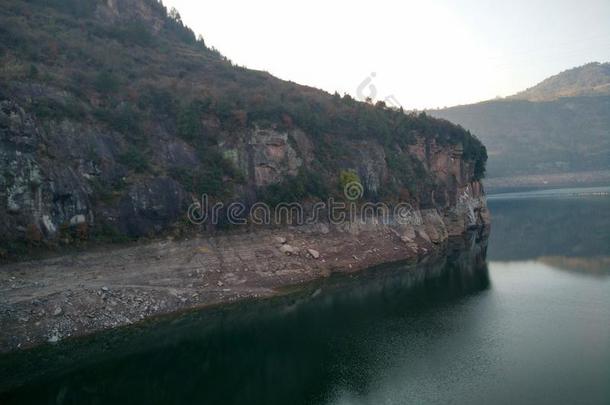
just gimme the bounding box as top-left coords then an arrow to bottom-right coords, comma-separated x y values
163,0 -> 610,110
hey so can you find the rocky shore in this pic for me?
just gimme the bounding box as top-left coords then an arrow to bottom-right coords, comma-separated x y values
0,199 -> 489,353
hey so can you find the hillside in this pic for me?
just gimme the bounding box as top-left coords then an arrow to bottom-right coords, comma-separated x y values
511,62 -> 610,101
0,0 -> 487,256
430,65 -> 610,190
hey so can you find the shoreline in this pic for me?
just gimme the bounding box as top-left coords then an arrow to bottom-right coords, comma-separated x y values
0,216 -> 488,354
0,232 -> 490,394
0,224 -> 425,353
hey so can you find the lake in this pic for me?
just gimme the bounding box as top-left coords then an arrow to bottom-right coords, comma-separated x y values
1,188 -> 609,404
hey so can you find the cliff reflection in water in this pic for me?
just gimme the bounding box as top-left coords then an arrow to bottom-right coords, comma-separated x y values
0,233 -> 489,405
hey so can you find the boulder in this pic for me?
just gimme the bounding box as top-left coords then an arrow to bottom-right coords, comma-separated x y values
274,236 -> 287,245
279,244 -> 298,255
401,236 -> 414,243
417,230 -> 431,243
307,249 -> 320,259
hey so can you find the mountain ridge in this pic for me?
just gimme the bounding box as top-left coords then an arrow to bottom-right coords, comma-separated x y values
509,62 -> 610,102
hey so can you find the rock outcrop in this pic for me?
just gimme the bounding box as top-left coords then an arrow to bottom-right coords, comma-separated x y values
0,92 -> 489,250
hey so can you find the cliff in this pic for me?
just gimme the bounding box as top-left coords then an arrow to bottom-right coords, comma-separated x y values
0,0 -> 488,259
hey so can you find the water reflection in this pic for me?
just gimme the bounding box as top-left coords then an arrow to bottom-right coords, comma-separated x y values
0,233 -> 489,405
488,195 -> 610,263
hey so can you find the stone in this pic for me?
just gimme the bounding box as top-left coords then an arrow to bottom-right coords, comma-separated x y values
41,215 -> 57,235
53,307 -> 63,317
279,244 -> 298,255
307,249 -> 320,259
69,214 -> 86,226
48,334 -> 60,343
274,236 -> 287,245
403,228 -> 416,240
417,230 -> 431,243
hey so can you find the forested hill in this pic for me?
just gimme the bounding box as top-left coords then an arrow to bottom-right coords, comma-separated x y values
510,62 -> 610,101
0,0 -> 486,252
430,63 -> 610,185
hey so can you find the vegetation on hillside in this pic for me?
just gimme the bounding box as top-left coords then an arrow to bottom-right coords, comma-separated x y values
431,94 -> 610,179
0,0 -> 487,203
510,62 -> 610,102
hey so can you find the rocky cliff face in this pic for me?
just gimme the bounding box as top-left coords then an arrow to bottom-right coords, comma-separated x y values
0,0 -> 488,256
0,91 -> 488,250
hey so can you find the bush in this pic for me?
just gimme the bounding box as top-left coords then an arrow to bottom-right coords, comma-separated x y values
31,97 -> 85,121
138,86 -> 177,117
93,223 -> 131,244
260,168 -> 330,206
339,170 -> 361,191
94,71 -> 120,94
119,147 -> 149,173
170,148 -> 244,198
29,0 -> 97,18
111,22 -> 155,47
177,101 -> 203,142
94,105 -> 143,142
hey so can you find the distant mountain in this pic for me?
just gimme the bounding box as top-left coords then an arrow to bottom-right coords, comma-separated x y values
510,62 -> 610,101
430,63 -> 610,191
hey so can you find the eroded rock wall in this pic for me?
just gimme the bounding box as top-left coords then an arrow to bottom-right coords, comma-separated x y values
0,92 -> 488,250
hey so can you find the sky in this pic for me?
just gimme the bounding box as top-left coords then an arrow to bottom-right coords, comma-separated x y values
162,0 -> 610,110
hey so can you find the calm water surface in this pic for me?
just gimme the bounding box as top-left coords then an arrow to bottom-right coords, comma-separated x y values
1,189 -> 609,404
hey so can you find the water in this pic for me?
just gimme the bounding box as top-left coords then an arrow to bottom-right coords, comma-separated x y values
1,189 -> 609,404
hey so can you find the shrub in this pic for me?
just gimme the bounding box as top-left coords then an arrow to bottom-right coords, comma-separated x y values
119,147 -> 149,173
94,71 -> 120,94
138,86 -> 177,117
28,64 -> 38,78
94,105 -> 143,142
31,97 -> 85,121
260,168 -> 330,206
93,223 -> 131,244
339,170 -> 361,190
170,148 -> 244,198
177,102 -> 203,142
111,22 -> 155,47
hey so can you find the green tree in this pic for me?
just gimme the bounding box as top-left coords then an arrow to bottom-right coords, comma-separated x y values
177,102 -> 203,142
339,170 -> 361,192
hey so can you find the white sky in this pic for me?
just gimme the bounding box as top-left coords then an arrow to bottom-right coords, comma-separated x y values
162,0 -> 610,110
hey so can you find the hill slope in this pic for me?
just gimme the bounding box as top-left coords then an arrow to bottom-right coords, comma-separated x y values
431,64 -> 610,190
511,62 -> 610,101
0,0 -> 487,254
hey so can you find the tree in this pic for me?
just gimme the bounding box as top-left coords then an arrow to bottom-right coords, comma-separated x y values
339,170 -> 362,198
169,7 -> 182,23
177,102 -> 202,142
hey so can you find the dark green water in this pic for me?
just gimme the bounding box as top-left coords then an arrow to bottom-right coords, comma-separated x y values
1,190 -> 609,404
